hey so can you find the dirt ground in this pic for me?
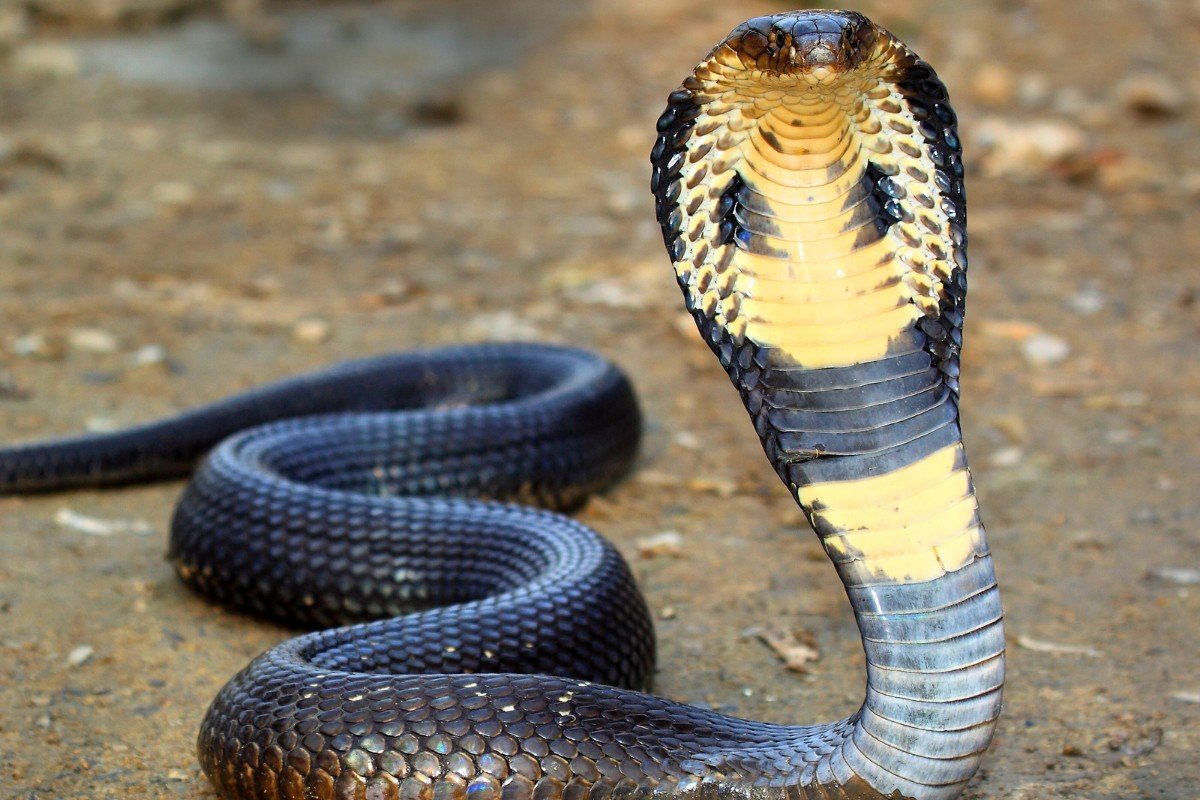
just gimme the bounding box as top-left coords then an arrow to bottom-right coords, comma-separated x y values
1,1 -> 1198,798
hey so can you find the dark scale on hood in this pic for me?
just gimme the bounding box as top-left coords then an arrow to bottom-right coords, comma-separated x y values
651,88 -> 701,262
891,62 -> 970,394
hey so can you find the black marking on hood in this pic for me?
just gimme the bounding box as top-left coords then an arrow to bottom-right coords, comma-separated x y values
894,57 -> 969,395
864,161 -> 909,237
651,88 -> 702,263
717,174 -> 746,247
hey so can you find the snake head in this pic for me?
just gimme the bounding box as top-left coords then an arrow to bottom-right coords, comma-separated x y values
724,11 -> 880,79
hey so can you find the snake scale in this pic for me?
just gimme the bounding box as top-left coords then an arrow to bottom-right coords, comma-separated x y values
0,11 -> 1004,800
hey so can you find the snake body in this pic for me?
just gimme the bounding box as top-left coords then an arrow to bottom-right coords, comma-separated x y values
1,11 -> 1003,800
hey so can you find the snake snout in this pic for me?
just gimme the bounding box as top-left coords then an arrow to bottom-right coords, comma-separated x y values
729,11 -> 877,76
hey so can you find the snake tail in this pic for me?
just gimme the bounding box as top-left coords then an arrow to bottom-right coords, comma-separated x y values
652,11 -> 1004,797
0,345 -> 638,497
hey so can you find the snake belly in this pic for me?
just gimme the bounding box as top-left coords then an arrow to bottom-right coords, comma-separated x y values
0,11 -> 1005,800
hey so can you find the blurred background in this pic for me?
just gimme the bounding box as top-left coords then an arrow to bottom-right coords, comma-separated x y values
0,1 -> 1197,797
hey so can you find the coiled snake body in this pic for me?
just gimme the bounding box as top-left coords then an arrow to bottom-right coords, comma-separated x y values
1,12 -> 1004,800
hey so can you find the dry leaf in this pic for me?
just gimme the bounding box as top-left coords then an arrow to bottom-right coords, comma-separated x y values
1016,634 -> 1100,657
759,629 -> 821,674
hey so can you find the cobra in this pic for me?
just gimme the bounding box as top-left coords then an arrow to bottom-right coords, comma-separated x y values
0,10 -> 1004,800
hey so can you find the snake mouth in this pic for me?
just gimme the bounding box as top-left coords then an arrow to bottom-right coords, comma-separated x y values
722,11 -> 880,80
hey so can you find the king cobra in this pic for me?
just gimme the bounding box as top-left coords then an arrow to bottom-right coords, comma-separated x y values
0,11 -> 1004,800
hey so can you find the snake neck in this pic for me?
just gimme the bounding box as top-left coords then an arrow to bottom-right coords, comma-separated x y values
653,12 -> 1003,799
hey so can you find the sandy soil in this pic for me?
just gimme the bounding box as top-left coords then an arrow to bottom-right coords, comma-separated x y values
1,1 -> 1198,797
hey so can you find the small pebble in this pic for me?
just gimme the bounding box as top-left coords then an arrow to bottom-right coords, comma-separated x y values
1086,392 -> 1148,411
11,332 -> 67,360
1095,154 -> 1169,192
989,447 -> 1024,469
80,371 -> 121,385
359,279 -> 414,308
972,117 -> 1088,181
465,310 -> 541,341
292,317 -> 332,344
35,712 -> 52,729
605,187 -> 642,215
1148,567 -> 1200,585
1066,285 -> 1107,316
0,372 -> 30,400
66,645 -> 94,667
242,274 -> 283,298
54,508 -> 153,537
85,416 -> 123,433
1015,73 -> 1051,108
1114,71 -> 1187,117
379,224 -> 422,251
11,43 -> 81,79
264,179 -> 299,202
1020,332 -> 1070,366
1015,634 -> 1100,657
568,280 -> 649,309
971,63 -> 1015,105
980,319 -> 1042,341
151,181 -> 198,206
1111,726 -> 1162,758
1068,531 -> 1111,550
686,476 -> 738,498
1105,429 -> 1136,447
985,413 -> 1028,443
1052,86 -> 1092,117
129,344 -> 168,367
1129,507 -> 1161,525
68,327 -> 121,354
636,531 -> 685,559
635,470 -> 683,488
673,431 -> 701,450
